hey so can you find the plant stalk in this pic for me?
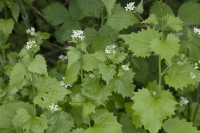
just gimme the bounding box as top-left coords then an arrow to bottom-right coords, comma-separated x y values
192,83 -> 200,122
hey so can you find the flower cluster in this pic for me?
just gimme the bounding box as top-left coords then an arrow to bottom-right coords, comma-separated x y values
71,30 -> 85,40
58,55 -> 68,61
89,73 -> 95,78
125,2 -> 135,11
194,60 -> 200,69
26,27 -> 35,36
105,44 -> 116,54
190,72 -> 196,79
176,54 -> 187,66
122,65 -> 129,71
194,27 -> 200,35
26,40 -> 36,50
60,77 -> 72,88
49,103 -> 58,111
179,97 -> 189,106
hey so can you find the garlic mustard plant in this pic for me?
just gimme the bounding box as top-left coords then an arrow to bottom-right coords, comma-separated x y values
190,72 -> 196,79
194,27 -> 200,35
122,64 -> 129,71
26,27 -> 35,36
194,63 -> 199,69
105,44 -> 116,54
179,97 -> 189,106
125,2 -> 135,11
26,40 -> 36,50
49,103 -> 58,111
71,30 -> 85,40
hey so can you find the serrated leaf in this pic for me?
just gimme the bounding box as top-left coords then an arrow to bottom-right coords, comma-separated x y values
7,2 -> 20,22
42,3 -> 70,25
106,4 -> 139,31
93,50 -> 107,62
142,14 -> 158,25
119,113 -> 147,133
120,27 -> 161,57
178,2 -> 200,25
92,35 -> 113,50
9,63 -> 31,89
46,111 -> 74,133
150,34 -> 180,65
135,0 -> 144,14
101,0 -> 116,15
84,28 -> 98,45
28,55 -> 47,75
12,109 -> 48,133
82,54 -> 99,71
65,61 -> 80,84
163,117 -> 200,133
99,63 -> 116,84
108,71 -> 135,97
70,93 -> 96,118
69,0 -> 82,20
164,62 -> 200,90
76,0 -> 103,18
34,77 -> 71,109
0,19 -> 14,35
150,2 -> 174,18
164,15 -> 183,32
67,47 -> 81,68
0,102 -> 34,129
85,109 -> 122,133
98,25 -> 118,42
132,89 -> 177,133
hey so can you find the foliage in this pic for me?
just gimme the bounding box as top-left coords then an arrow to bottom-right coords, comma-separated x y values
0,0 -> 200,133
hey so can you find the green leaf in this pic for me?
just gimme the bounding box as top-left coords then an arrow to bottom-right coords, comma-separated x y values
12,109 -> 48,133
120,27 -> 161,57
0,1 -> 4,12
119,113 -> 147,133
34,77 -> 71,109
70,128 -> 86,133
101,0 -> 116,15
93,50 -> 107,62
132,89 -> 177,133
178,2 -> 200,25
67,47 -> 81,68
108,71 -> 135,97
85,109 -> 122,133
70,93 -> 96,118
190,102 -> 200,126
99,63 -> 116,84
9,63 -> 31,89
84,28 -> 98,45
150,2 -> 174,18
98,25 -> 118,42
150,34 -> 180,65
106,4 -> 139,31
82,54 -> 100,71
55,19 -> 81,43
92,35 -> 113,50
42,2 -> 70,25
69,0 -> 82,20
142,14 -> 158,25
164,15 -> 183,32
7,2 -> 20,22
0,102 -> 34,129
76,0 -> 103,18
0,19 -> 14,35
163,117 -> 200,133
65,61 -> 80,84
28,55 -> 47,75
164,62 -> 200,90
135,0 -> 144,14
46,111 -> 74,133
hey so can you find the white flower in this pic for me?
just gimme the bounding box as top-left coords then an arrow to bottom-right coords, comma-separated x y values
26,27 -> 35,36
26,40 -> 36,50
176,54 -> 187,66
105,44 -> 116,54
194,27 -> 200,35
190,72 -> 196,79
179,97 -> 189,106
198,60 -> 200,64
125,2 -> 135,11
122,65 -> 129,71
71,30 -> 85,40
89,73 -> 95,78
49,103 -> 58,111
194,63 -> 199,69
58,55 -> 67,60
60,77 -> 72,88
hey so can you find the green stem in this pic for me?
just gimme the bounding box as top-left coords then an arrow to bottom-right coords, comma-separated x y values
32,74 -> 36,116
158,55 -> 162,97
15,0 -> 29,29
80,55 -> 83,84
161,65 -> 171,76
192,83 -> 200,122
101,8 -> 104,27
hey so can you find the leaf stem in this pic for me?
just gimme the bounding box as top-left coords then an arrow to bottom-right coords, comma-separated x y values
158,55 -> 162,97
161,65 -> 171,76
